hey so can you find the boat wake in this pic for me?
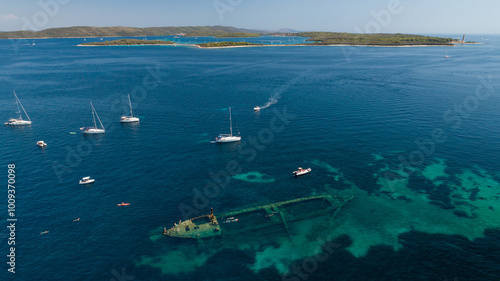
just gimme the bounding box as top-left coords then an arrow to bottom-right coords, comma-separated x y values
256,71 -> 312,111
259,96 -> 280,110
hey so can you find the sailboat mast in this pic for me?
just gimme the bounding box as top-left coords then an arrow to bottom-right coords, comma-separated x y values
92,102 -> 105,130
13,91 -> 30,121
128,94 -> 133,117
91,102 -> 97,129
16,97 -> 22,120
229,107 -> 233,136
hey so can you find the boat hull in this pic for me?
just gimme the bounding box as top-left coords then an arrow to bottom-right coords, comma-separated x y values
79,179 -> 95,185
81,128 -> 105,134
7,120 -> 32,126
215,136 -> 241,143
293,168 -> 312,176
120,117 -> 139,123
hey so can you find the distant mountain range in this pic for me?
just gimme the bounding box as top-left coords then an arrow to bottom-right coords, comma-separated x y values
0,26 -> 280,39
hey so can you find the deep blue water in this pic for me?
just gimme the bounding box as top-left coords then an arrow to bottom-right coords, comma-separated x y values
1,35 -> 500,281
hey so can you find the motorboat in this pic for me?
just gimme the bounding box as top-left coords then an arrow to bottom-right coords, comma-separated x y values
254,106 -> 260,111
293,167 -> 312,177
117,202 -> 130,206
224,217 -> 238,223
215,107 -> 241,143
79,176 -> 95,185
120,94 -> 139,123
36,141 -> 47,147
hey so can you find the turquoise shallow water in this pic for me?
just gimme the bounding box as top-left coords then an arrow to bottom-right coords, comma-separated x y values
1,35 -> 500,280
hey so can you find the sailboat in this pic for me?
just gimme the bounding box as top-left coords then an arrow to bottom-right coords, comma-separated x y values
120,94 -> 139,123
80,101 -> 105,134
444,51 -> 449,58
215,107 -> 241,143
6,91 -> 32,126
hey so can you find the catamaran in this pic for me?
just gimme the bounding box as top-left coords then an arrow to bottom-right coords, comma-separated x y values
6,91 -> 32,126
120,94 -> 139,123
215,107 -> 241,143
80,101 -> 105,134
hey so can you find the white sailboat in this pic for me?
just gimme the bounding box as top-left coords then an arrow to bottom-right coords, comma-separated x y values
80,101 -> 105,134
215,107 -> 241,143
120,94 -> 139,123
444,51 -> 449,58
6,91 -> 32,126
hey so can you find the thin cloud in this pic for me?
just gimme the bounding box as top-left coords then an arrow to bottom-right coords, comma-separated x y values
0,14 -> 19,21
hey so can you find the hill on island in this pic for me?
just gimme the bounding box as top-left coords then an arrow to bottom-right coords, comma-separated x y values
298,32 -> 453,46
0,26 -> 265,39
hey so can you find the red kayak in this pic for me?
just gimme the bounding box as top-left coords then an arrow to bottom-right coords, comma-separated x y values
117,202 -> 130,206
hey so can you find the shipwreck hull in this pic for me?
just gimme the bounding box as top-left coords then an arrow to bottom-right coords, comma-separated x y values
164,195 -> 353,239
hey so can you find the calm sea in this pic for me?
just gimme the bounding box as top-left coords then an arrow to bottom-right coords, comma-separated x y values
1,35 -> 500,281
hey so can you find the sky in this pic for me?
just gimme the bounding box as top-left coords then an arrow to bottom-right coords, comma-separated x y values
0,0 -> 499,34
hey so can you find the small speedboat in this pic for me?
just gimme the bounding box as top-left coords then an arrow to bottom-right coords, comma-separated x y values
117,202 -> 130,206
79,176 -> 95,185
37,140 -> 47,147
254,106 -> 260,111
224,217 -> 238,223
293,167 -> 312,177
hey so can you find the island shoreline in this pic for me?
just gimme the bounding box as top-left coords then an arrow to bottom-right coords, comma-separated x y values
77,43 -> 481,48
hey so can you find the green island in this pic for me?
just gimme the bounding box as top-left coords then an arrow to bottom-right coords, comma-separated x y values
198,41 -> 263,48
295,32 -> 454,46
80,39 -> 174,46
0,25 -> 473,47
